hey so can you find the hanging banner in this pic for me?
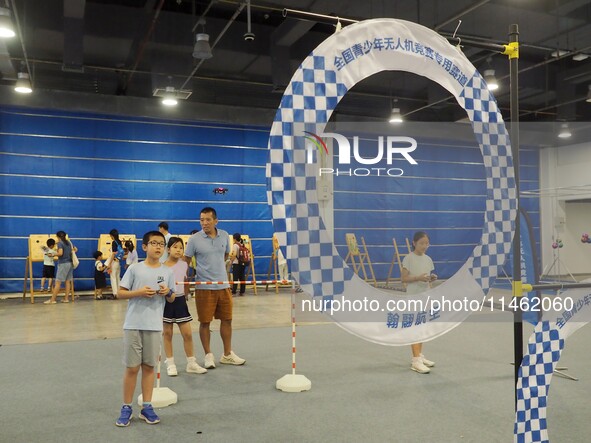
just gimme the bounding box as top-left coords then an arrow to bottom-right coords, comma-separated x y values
514,283 -> 590,442
267,18 -> 517,346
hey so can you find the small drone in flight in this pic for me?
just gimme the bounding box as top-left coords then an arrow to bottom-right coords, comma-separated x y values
213,187 -> 228,195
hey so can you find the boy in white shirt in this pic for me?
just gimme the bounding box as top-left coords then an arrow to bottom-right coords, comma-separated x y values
40,239 -> 57,292
115,231 -> 176,427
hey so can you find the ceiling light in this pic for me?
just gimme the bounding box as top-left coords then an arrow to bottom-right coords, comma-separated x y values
389,107 -> 403,124
558,123 -> 571,139
14,72 -> 32,94
162,97 -> 177,106
550,49 -> 568,58
0,7 -> 15,38
483,69 -> 499,91
192,33 -> 212,59
153,86 -> 191,104
161,86 -> 178,106
586,85 -> 591,103
573,53 -> 589,61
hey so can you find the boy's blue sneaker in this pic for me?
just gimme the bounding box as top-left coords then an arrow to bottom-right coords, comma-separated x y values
115,405 -> 132,427
139,405 -> 160,424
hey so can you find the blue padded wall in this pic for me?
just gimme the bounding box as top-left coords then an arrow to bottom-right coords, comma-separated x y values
333,137 -> 540,281
0,107 -> 540,293
0,107 -> 273,293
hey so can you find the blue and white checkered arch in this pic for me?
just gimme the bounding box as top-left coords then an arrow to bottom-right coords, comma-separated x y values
267,18 -> 517,345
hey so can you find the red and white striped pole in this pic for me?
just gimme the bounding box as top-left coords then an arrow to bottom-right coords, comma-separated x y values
177,280 -> 292,286
156,351 -> 162,389
176,278 -> 311,391
291,286 -> 297,375
276,281 -> 311,393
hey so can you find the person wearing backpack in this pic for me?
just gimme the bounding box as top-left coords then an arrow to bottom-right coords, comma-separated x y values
230,233 -> 248,296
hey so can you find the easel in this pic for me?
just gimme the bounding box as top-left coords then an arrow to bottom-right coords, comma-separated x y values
343,233 -> 377,287
97,233 -> 137,260
23,234 -> 58,303
266,234 -> 290,293
386,237 -> 411,287
539,242 -> 576,284
231,234 -> 257,295
97,233 -> 136,297
266,234 -> 280,294
509,362 -> 578,382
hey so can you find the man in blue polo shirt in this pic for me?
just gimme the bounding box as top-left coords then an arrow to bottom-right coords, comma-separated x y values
185,207 -> 246,369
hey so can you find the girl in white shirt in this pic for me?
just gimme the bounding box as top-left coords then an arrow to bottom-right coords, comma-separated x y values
401,231 -> 437,374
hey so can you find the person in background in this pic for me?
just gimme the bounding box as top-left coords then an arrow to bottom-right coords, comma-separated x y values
230,233 -> 247,296
125,240 -> 138,269
93,251 -> 107,300
187,229 -> 198,298
40,238 -> 57,292
400,231 -> 438,374
44,231 -> 77,304
158,222 -> 172,263
107,229 -> 124,299
162,236 -> 207,376
188,229 -> 199,276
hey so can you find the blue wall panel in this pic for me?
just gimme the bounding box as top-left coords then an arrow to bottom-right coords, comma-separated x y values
333,138 -> 540,281
0,176 -> 268,203
0,107 -> 541,293
0,108 -> 275,293
0,137 -> 270,168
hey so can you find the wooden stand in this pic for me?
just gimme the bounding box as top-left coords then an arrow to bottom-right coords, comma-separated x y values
23,234 -> 59,303
97,233 -> 136,297
343,233 -> 377,287
266,234 -> 290,293
386,237 -> 412,287
266,246 -> 279,294
97,233 -> 137,260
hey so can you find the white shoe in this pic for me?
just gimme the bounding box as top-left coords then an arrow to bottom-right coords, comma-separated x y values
219,351 -> 246,366
411,357 -> 430,374
166,363 -> 178,376
186,360 -> 207,374
420,354 -> 435,368
204,353 -> 216,369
